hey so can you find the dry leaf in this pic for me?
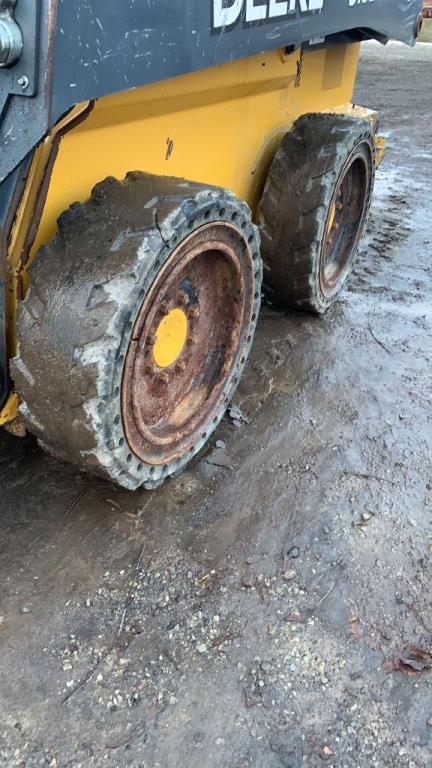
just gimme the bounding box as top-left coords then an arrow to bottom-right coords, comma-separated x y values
384,646 -> 432,675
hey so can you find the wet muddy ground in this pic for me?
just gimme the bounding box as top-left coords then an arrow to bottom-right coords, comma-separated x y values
1,42 -> 432,768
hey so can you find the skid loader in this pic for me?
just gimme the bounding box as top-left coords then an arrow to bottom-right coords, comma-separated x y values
0,0 -> 422,490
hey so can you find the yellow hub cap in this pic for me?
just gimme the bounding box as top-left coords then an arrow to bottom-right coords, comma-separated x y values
152,307 -> 188,368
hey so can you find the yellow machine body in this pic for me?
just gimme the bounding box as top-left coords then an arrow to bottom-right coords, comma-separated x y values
1,42 -> 374,425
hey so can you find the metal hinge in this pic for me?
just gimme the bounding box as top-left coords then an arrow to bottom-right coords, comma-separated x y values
0,0 -> 39,99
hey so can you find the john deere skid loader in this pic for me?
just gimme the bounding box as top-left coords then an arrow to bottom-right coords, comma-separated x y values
0,1 -> 422,489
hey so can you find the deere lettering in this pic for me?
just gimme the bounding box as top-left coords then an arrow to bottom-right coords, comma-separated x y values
212,0 -> 324,29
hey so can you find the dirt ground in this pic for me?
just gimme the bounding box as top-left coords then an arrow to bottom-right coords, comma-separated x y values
1,42 -> 432,768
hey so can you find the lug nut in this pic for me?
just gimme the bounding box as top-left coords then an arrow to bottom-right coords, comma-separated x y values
175,361 -> 186,373
178,291 -> 189,307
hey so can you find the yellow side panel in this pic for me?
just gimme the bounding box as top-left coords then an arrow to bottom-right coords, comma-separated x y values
1,43 -> 360,426
32,44 -> 360,259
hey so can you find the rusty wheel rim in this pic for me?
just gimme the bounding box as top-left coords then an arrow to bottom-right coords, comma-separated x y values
320,146 -> 371,299
122,222 -> 254,465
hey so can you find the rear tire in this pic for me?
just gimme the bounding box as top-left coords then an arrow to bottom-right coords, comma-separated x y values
258,114 -> 375,314
12,173 -> 262,490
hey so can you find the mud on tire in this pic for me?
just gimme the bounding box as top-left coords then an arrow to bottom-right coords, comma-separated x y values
12,173 -> 262,490
258,114 -> 375,314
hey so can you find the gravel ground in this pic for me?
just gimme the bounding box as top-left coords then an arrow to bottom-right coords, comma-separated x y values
1,42 -> 431,768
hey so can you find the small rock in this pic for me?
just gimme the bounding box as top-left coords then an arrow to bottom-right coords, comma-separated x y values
242,565 -> 255,589
228,404 -> 249,424
287,546 -> 300,559
215,440 -> 225,450
21,604 -> 32,614
62,661 -> 73,672
362,512 -> 372,522
320,745 -> 334,761
317,661 -> 326,678
128,691 -> 140,707
85,597 -> 92,607
427,717 -> 432,727
283,570 -> 297,581
197,643 -> 207,654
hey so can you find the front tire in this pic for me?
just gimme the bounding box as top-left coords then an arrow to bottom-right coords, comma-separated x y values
12,173 -> 262,490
